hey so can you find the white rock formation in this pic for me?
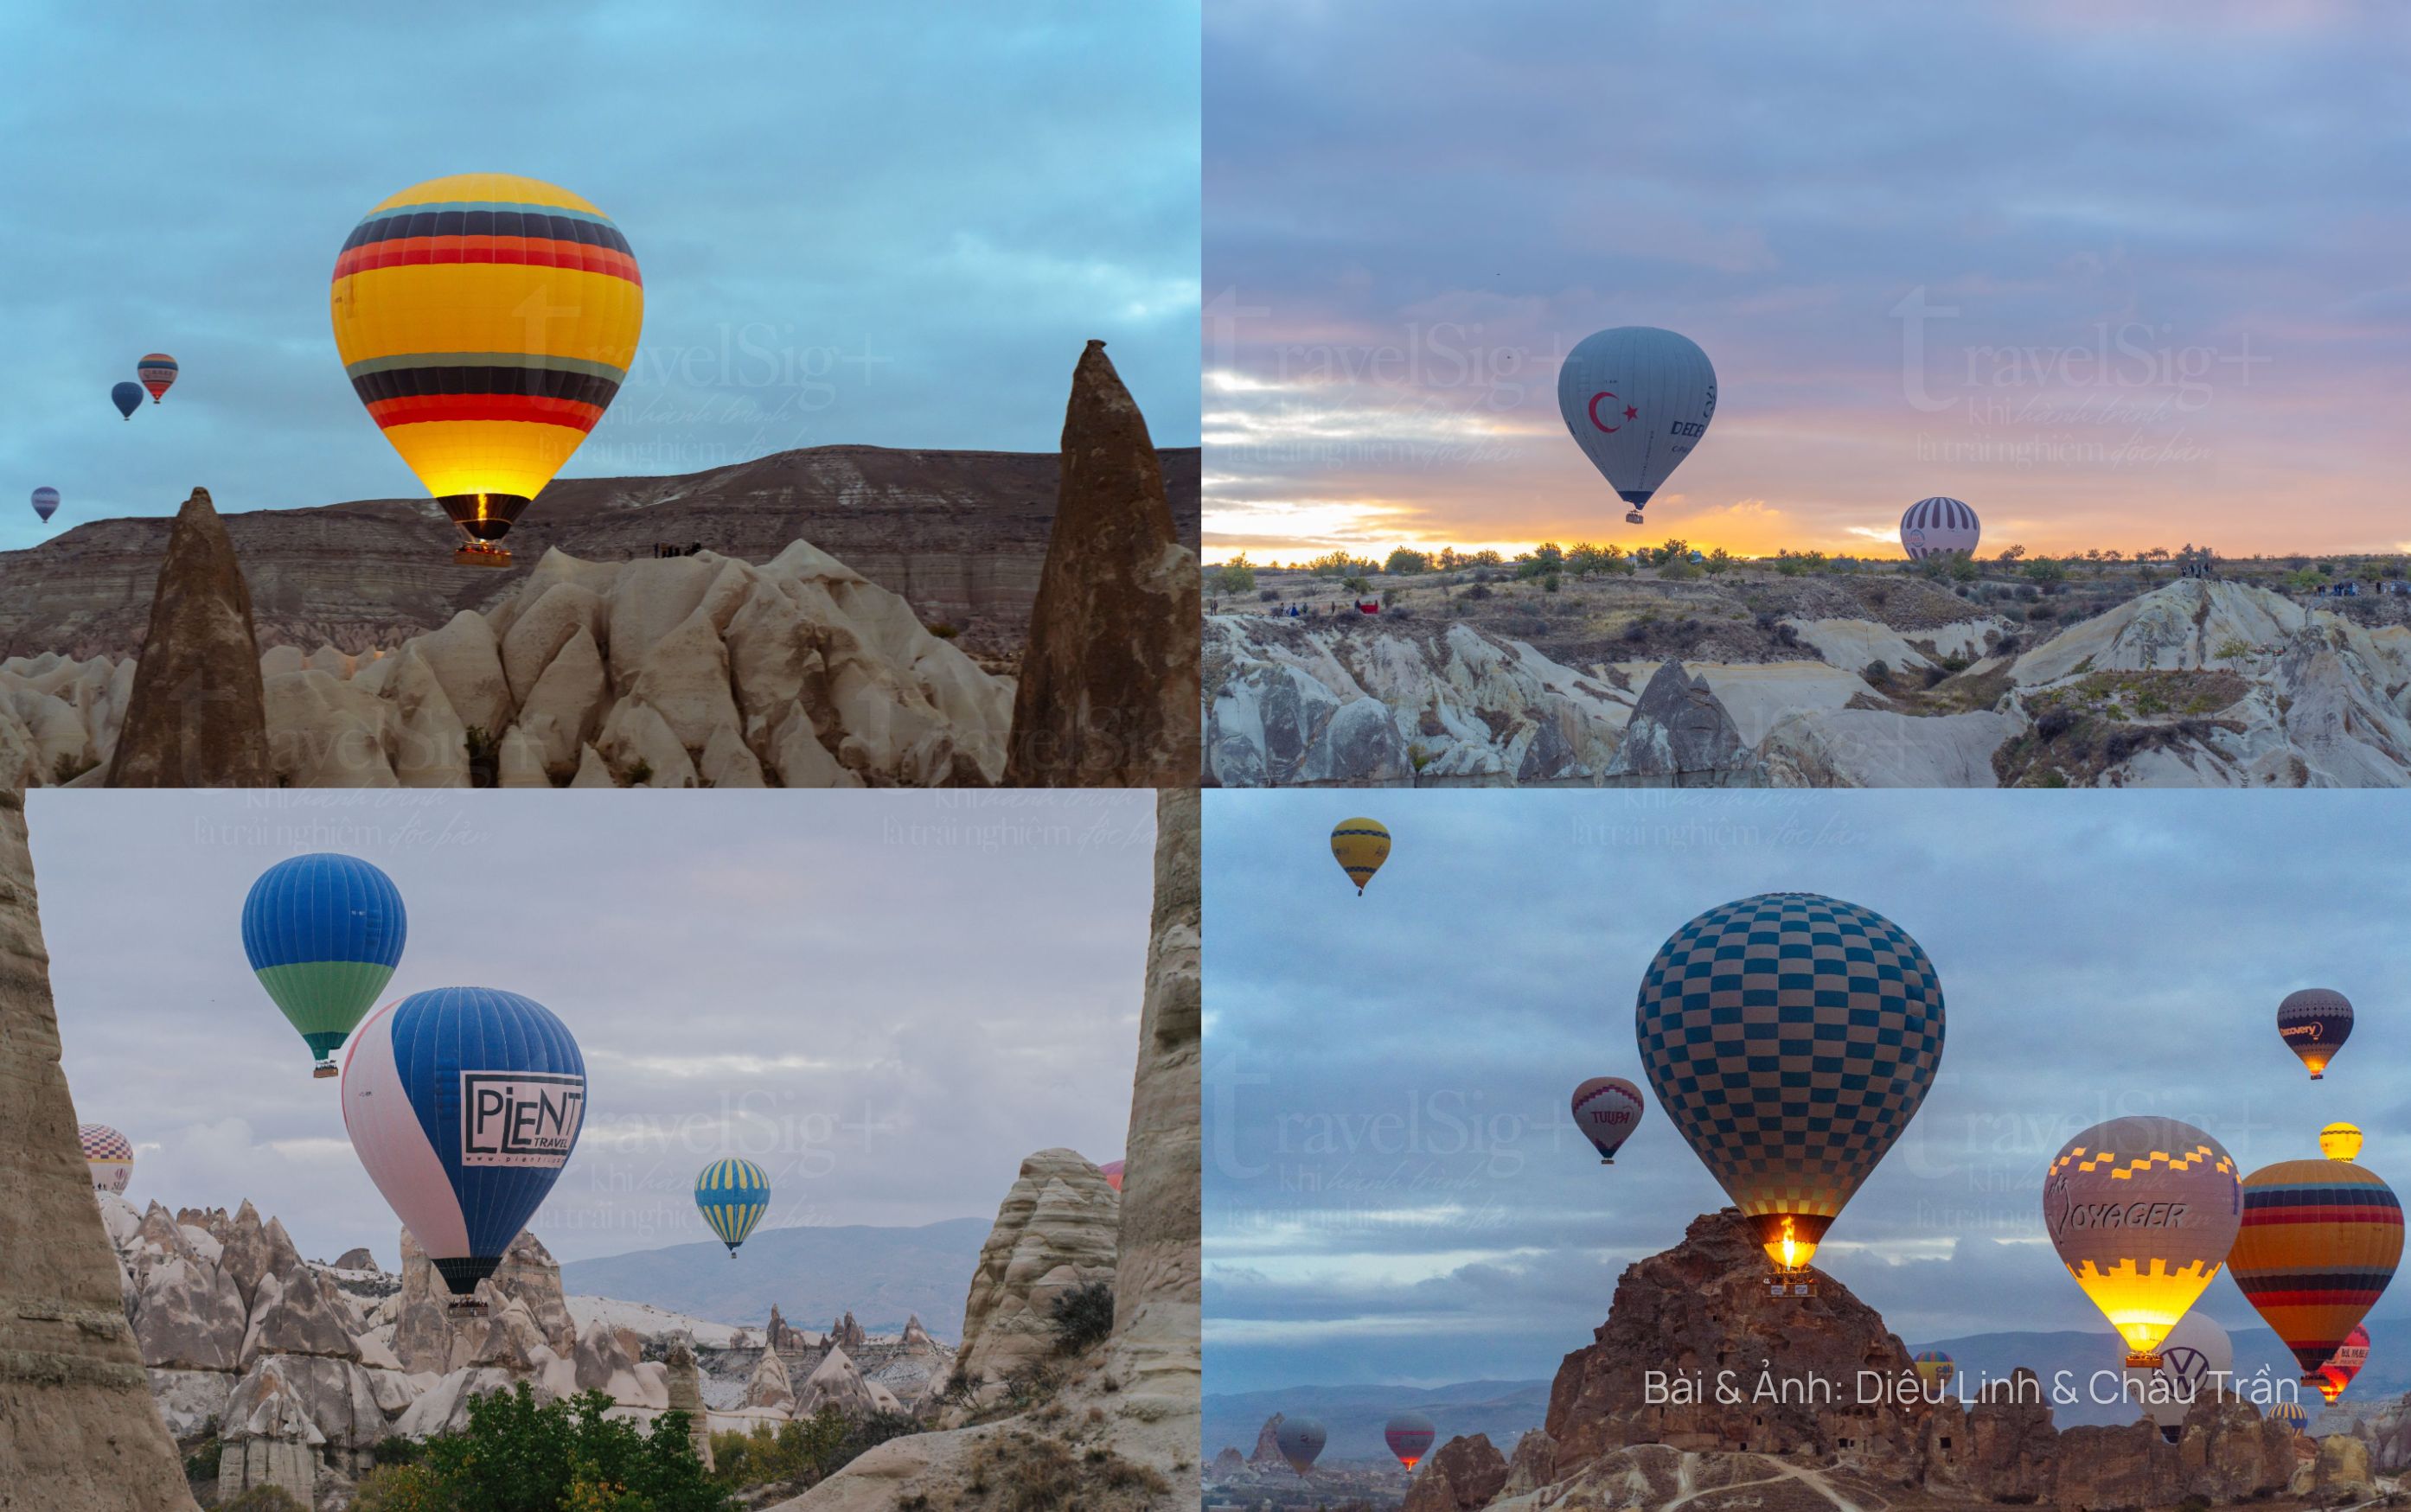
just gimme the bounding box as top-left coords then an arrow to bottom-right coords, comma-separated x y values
953,1149 -> 1122,1391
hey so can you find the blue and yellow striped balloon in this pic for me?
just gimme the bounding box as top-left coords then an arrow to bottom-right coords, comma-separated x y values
695,1158 -> 771,1256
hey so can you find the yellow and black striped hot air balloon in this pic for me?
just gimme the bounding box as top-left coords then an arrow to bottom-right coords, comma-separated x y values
330,174 -> 643,565
1330,818 -> 1390,896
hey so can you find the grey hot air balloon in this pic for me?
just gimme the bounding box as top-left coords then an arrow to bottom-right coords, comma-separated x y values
1557,326 -> 1717,525
1275,1416 -> 1327,1476
30,487 -> 60,523
1900,496 -> 1980,558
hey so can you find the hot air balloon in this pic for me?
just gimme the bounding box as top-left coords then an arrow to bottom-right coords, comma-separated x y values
1330,818 -> 1391,896
1275,1417 -> 1327,1477
330,174 -> 643,567
694,1158 -> 771,1257
1900,497 -> 1980,559
2317,1324 -> 2370,1404
2277,989 -> 2353,1079
2271,1400 -> 2307,1434
1385,1411 -> 1436,1471
137,354 -> 178,404
1099,1160 -> 1125,1192
112,382 -> 143,419
2044,1117 -> 2240,1366
1571,1077 -> 1646,1164
341,987 -> 585,1303
2322,1123 -> 2364,1162
2229,1158 -> 2401,1386
30,488 -> 59,523
1911,1350 -> 1956,1394
2122,1312 -> 2234,1440
242,853 -> 407,1077
1557,326 -> 1717,526
1635,893 -> 1944,1290
80,1123 -> 133,1195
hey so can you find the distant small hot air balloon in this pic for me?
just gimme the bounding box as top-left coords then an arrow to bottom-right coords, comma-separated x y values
2277,989 -> 2353,1079
1385,1411 -> 1436,1471
1330,818 -> 1391,896
2322,1123 -> 2364,1161
137,354 -> 178,404
1557,326 -> 1717,525
1099,1159 -> 1124,1192
112,382 -> 144,419
2318,1325 -> 2370,1404
1275,1417 -> 1327,1477
2229,1157 -> 2401,1387
1900,497 -> 1980,559
342,987 -> 586,1302
2272,1400 -> 2307,1434
80,1124 -> 133,1195
2044,1116 -> 2241,1366
2122,1312 -> 2233,1441
1571,1077 -> 1646,1164
694,1158 -> 770,1257
30,487 -> 59,523
242,854 -> 407,1077
1911,1350 -> 1955,1393
1637,893 -> 1944,1287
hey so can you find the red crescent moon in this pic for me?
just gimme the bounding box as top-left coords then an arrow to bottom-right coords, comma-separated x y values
1588,392 -> 1621,433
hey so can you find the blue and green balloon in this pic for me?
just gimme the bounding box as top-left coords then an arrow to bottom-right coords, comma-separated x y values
242,853 -> 406,1077
696,1158 -> 771,1256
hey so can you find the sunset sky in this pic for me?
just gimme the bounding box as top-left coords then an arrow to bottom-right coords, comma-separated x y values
1202,1 -> 2410,565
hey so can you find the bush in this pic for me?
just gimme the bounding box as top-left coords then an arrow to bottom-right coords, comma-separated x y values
1383,547 -> 1430,576
923,622 -> 961,640
1542,573 -> 1562,593
1051,1281 -> 1116,1355
1461,582 -> 1493,602
183,1435 -> 222,1481
1216,553 -> 1258,594
352,1464 -> 447,1512
371,1436 -> 422,1467
221,1490 -> 307,1512
1863,660 -> 1891,683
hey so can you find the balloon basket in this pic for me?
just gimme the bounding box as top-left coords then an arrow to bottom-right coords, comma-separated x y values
2126,1351 -> 2162,1368
1765,1277 -> 1815,1299
1626,510 -> 1645,525
312,1064 -> 337,1080
455,544 -> 514,568
446,1297 -> 489,1317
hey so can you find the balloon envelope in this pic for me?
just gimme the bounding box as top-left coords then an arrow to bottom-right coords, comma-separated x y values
341,987 -> 586,1297
2277,989 -> 2353,1079
2229,1158 -> 2401,1381
2318,1324 -> 2370,1403
1911,1350 -> 1955,1392
1635,892 -> 1944,1274
2044,1117 -> 2240,1364
137,353 -> 178,403
1557,327 -> 1717,517
1099,1159 -> 1124,1192
1571,1076 -> 1645,1163
30,487 -> 58,522
1385,1411 -> 1435,1470
242,853 -> 407,1075
1274,1417 -> 1327,1476
112,382 -> 143,419
330,174 -> 643,545
2271,1400 -> 2307,1432
80,1123 -> 132,1195
694,1158 -> 771,1255
2322,1123 -> 2364,1162
1330,817 -> 1391,895
2122,1312 -> 2234,1436
1900,497 -> 1980,558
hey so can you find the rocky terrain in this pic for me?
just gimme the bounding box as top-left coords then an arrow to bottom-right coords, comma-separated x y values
1206,576 -> 2411,788
1204,1209 -> 2382,1512
0,443 -> 1201,667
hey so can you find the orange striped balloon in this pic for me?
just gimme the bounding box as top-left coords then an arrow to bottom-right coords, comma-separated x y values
329,174 -> 643,547
2229,1158 -> 2401,1382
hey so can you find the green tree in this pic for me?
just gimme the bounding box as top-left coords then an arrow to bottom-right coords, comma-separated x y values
1214,552 -> 1257,595
407,1386 -> 733,1512
1383,546 -> 1431,575
1996,544 -> 2028,564
2021,558 -> 2068,585
1704,546 -> 1735,575
1515,541 -> 1567,580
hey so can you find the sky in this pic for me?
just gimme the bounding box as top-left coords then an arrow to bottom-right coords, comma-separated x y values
1203,789 -> 2411,1394
0,1 -> 1199,547
1202,0 -> 2411,565
31,788 -> 1155,1270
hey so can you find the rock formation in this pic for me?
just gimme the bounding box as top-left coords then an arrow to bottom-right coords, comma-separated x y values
829,1311 -> 867,1353
667,1338 -> 713,1473
1602,660 -> 1768,786
1402,1432 -> 1509,1512
744,1342 -> 797,1412
393,1226 -> 575,1375
1004,340 -> 1200,787
104,488 -> 270,787
0,794 -> 201,1509
1249,1413 -> 1287,1466
952,1149 -> 1122,1388
796,1345 -> 878,1419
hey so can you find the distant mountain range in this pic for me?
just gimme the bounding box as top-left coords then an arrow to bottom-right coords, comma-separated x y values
557,1216 -> 990,1341
0,443 -> 1201,664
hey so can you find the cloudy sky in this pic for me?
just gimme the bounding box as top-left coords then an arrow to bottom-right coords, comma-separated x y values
32,789 -> 1154,1269
0,2 -> 1198,547
1204,790 -> 2411,1394
1203,1 -> 2411,564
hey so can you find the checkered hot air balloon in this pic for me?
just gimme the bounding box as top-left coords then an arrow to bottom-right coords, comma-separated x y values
2276,988 -> 2353,1080
80,1123 -> 134,1195
330,174 -> 642,564
1635,893 -> 1944,1285
1329,818 -> 1390,896
242,853 -> 406,1077
1384,1411 -> 1436,1471
2229,1158 -> 2401,1387
137,354 -> 178,404
695,1158 -> 771,1257
1899,496 -> 1980,559
2045,1117 -> 2240,1367
342,987 -> 586,1301
1571,1076 -> 1645,1164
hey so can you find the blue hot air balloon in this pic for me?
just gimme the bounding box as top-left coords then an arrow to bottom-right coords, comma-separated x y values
112,382 -> 144,420
30,488 -> 60,523
1557,326 -> 1717,525
341,987 -> 586,1299
695,1158 -> 771,1256
242,853 -> 407,1077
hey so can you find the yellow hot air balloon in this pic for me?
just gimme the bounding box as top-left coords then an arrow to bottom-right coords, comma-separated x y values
330,174 -> 643,566
2043,1117 -> 2241,1366
2322,1123 -> 2364,1161
1330,818 -> 1390,896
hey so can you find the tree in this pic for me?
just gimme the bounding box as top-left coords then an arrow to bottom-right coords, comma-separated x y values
1514,541 -> 1566,580
1704,546 -> 1735,575
394,1385 -> 733,1512
2021,557 -> 2068,585
1996,545 -> 2027,564
1384,546 -> 1432,576
1214,553 -> 1257,595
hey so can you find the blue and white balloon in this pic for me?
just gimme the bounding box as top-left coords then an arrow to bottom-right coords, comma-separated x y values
1557,326 -> 1717,521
